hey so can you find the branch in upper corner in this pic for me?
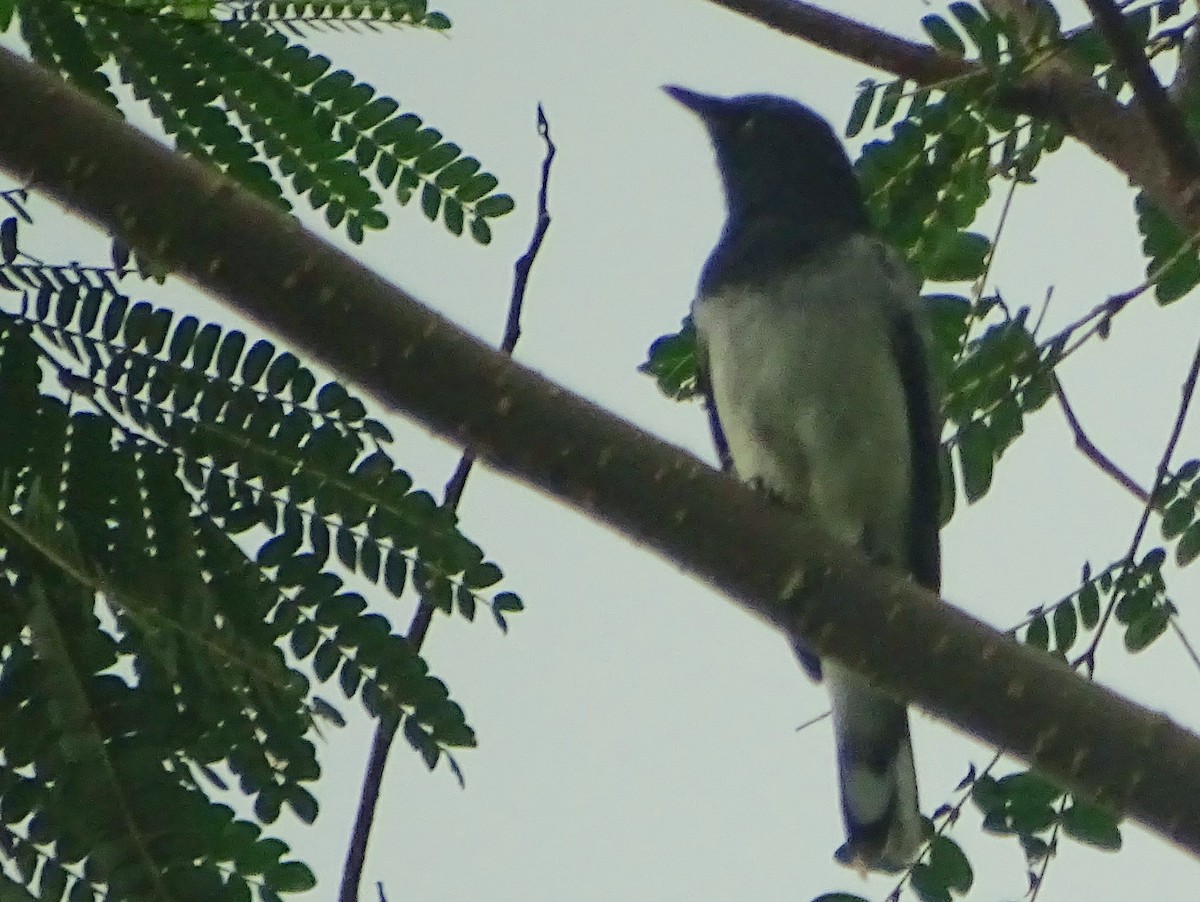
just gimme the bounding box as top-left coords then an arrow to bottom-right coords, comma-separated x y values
337,105 -> 557,902
1081,0 -> 1200,184
701,0 -> 1200,238
705,0 -> 972,84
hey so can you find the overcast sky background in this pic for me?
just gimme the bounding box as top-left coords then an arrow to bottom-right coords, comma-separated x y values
8,0 -> 1200,899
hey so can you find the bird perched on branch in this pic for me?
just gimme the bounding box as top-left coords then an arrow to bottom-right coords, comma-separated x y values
665,86 -> 941,873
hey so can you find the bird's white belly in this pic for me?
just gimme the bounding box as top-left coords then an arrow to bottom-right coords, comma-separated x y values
693,276 -> 913,557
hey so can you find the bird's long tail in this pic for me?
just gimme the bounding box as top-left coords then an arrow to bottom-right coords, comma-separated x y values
823,661 -> 922,873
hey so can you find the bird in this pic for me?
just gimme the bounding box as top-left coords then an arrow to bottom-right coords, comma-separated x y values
665,86 -> 941,873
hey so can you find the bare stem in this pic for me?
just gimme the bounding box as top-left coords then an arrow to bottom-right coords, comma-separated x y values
337,106 -> 557,902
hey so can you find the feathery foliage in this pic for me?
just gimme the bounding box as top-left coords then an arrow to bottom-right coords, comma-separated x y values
0,192 -> 521,899
10,0 -> 513,244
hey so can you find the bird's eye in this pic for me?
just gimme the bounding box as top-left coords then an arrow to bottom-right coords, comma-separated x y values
739,115 -> 758,137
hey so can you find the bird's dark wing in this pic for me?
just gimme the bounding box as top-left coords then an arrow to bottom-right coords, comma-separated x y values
693,335 -> 734,472
888,307 -> 942,593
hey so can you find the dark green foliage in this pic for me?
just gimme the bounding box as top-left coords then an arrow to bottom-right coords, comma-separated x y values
0,251 -> 522,898
1017,552 -> 1172,658
1158,458 -> 1200,565
942,304 -> 1056,507
638,316 -> 700,401
221,0 -> 452,30
971,769 -> 1122,859
1110,549 -> 1173,653
11,0 -> 513,244
910,835 -> 973,902
1134,192 -> 1200,304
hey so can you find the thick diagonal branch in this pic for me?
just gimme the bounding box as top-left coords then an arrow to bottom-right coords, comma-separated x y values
3,47 -> 1200,860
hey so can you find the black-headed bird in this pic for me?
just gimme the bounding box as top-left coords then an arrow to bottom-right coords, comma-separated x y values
666,86 -> 941,873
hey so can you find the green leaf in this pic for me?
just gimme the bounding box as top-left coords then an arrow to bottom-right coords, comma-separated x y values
285,786 -> 318,825
921,14 -> 967,56
1025,613 -> 1049,650
314,639 -> 340,681
265,861 -> 317,893
1124,605 -> 1169,652
928,835 -> 973,893
949,1 -> 999,64
910,862 -> 951,902
1052,601 -> 1077,652
469,217 -> 492,245
1078,582 -> 1101,629
464,561 -> 502,589
403,715 -> 439,769
1062,799 -> 1122,850
459,172 -> 499,203
493,591 -> 523,614
639,320 -> 699,400
1000,770 -> 1062,808
384,549 -> 408,596
923,230 -> 990,282
845,81 -> 876,137
0,216 -> 17,264
415,141 -> 461,174
421,182 -> 441,221
875,79 -> 905,128
957,422 -> 994,503
475,193 -> 516,218
436,157 -> 481,190
1135,192 -> 1200,304
1020,832 -> 1051,862
443,197 -> 464,235
1176,522 -> 1200,566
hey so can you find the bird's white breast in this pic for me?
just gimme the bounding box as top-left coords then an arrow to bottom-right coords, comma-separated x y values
692,234 -> 918,558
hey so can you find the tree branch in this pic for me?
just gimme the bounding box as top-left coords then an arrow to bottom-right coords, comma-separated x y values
705,0 -> 972,83
1077,327 -> 1200,676
702,0 -> 1200,232
1053,377 -> 1151,504
4,47 -> 1200,860
1081,0 -> 1200,184
337,106 -> 556,902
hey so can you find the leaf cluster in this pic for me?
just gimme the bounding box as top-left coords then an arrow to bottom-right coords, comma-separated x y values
0,217 -> 523,898
9,0 -> 514,244
971,769 -> 1121,864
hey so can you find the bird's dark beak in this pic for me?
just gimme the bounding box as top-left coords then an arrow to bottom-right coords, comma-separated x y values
663,85 -> 727,122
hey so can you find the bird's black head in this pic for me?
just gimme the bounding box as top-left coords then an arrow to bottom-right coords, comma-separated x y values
665,87 -> 869,245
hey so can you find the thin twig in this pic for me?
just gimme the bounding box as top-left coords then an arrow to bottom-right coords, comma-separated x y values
1026,797 -> 1065,902
337,106 -> 556,902
793,709 -> 830,733
1168,616 -> 1200,674
1076,329 -> 1200,674
1053,377 -> 1151,503
1082,0 -> 1200,183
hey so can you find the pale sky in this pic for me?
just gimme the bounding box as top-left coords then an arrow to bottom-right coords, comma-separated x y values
8,1 -> 1200,900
